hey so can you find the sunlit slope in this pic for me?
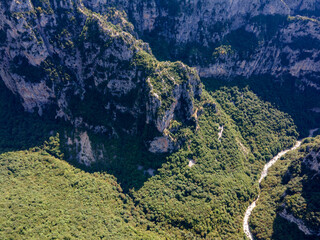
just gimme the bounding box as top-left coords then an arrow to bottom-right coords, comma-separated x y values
0,148 -> 164,239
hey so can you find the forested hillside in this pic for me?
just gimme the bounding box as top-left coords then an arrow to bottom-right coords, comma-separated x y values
250,136 -> 320,240
0,146 -> 169,239
0,75 -> 298,239
0,0 -> 319,239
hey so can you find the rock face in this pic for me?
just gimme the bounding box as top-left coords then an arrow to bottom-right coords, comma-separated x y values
2,0 -> 319,162
302,144 -> 320,175
149,136 -> 173,153
279,208 -> 320,236
75,131 -> 95,166
90,0 -> 320,90
0,0 -> 202,161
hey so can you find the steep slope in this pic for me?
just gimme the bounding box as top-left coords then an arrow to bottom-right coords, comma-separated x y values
0,0 -> 201,150
250,135 -> 320,240
114,0 -> 320,81
131,87 -> 298,239
0,0 -> 306,239
84,0 -> 320,134
0,83 -> 298,239
0,61 -> 299,239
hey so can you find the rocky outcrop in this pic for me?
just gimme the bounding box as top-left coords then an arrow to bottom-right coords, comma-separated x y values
0,0 -> 202,161
75,131 -> 95,166
302,146 -> 320,174
280,209 -> 320,236
84,0 -> 320,89
149,136 -> 173,153
4,0 -> 319,163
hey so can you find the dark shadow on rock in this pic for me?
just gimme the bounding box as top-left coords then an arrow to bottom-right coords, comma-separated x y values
63,134 -> 168,193
0,79 -> 64,154
271,157 -> 320,240
272,214 -> 317,240
0,79 -> 167,193
298,163 -> 320,233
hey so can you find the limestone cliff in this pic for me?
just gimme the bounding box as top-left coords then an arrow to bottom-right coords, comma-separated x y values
1,0 -> 319,162
96,0 -> 320,90
0,0 -> 202,159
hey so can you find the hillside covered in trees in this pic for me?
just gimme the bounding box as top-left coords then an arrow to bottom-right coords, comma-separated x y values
1,0 -> 319,239
250,136 -> 320,240
0,74 -> 299,238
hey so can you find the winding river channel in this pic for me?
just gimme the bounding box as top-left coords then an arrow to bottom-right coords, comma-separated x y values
243,128 -> 319,239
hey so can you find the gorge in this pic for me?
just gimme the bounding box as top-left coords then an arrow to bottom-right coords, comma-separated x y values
0,0 -> 319,239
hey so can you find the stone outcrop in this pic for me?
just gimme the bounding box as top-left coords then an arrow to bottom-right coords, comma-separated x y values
75,131 -> 96,166
149,136 -> 173,153
280,209 -> 320,236
303,146 -> 320,174
0,0 -> 202,162
2,0 -> 320,163
85,0 -> 320,90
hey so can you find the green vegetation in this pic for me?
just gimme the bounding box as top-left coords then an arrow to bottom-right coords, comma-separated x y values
203,75 -> 320,137
134,50 -> 201,119
250,136 -> 320,240
132,87 -> 297,239
213,45 -> 233,59
0,76 -> 299,239
1,1 -> 309,239
32,0 -> 54,14
0,146 -> 165,239
288,15 -> 320,24
63,129 -> 169,193
212,87 -> 298,162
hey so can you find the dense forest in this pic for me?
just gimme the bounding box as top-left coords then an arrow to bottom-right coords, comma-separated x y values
1,0 -> 320,239
250,136 -> 320,240
0,145 -> 168,239
0,77 -> 299,239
